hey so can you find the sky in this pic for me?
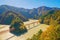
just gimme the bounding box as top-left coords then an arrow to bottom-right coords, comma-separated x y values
0,0 -> 60,9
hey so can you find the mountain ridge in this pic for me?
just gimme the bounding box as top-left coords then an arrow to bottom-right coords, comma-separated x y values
0,5 -> 60,24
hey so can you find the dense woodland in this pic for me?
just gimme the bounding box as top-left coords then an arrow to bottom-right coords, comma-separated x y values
10,17 -> 27,36
27,10 -> 60,40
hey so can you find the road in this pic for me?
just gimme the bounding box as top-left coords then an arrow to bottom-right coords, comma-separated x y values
0,24 -> 49,40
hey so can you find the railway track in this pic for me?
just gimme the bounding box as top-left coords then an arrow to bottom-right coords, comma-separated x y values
0,24 -> 40,40
0,30 -> 16,40
6,35 -> 15,40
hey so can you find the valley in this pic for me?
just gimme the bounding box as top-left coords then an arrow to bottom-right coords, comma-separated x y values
0,4 -> 60,40
0,19 -> 49,40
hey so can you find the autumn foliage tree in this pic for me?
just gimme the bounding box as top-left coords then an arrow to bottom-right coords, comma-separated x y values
10,17 -> 27,33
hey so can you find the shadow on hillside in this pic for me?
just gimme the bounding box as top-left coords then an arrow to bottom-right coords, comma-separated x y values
10,29 -> 27,36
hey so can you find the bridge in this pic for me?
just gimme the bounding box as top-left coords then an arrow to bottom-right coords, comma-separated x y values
23,19 -> 40,29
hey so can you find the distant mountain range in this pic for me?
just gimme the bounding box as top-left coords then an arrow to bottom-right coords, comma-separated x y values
0,5 -> 60,24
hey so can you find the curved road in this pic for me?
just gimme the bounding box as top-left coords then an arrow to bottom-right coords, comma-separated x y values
0,24 -> 49,40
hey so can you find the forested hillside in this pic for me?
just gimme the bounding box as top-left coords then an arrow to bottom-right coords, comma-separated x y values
0,5 -> 60,25
0,11 -> 28,25
27,10 -> 60,40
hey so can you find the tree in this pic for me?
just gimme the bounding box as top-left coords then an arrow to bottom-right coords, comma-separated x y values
56,25 -> 60,39
39,26 -> 57,40
27,29 -> 42,40
49,17 -> 58,27
10,17 -> 27,33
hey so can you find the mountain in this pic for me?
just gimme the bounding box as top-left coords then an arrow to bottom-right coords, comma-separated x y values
0,5 -> 60,24
0,11 -> 28,25
0,5 -> 60,18
0,5 -> 32,18
29,6 -> 60,17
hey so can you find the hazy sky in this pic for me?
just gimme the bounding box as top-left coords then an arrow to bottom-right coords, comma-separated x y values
0,0 -> 60,9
